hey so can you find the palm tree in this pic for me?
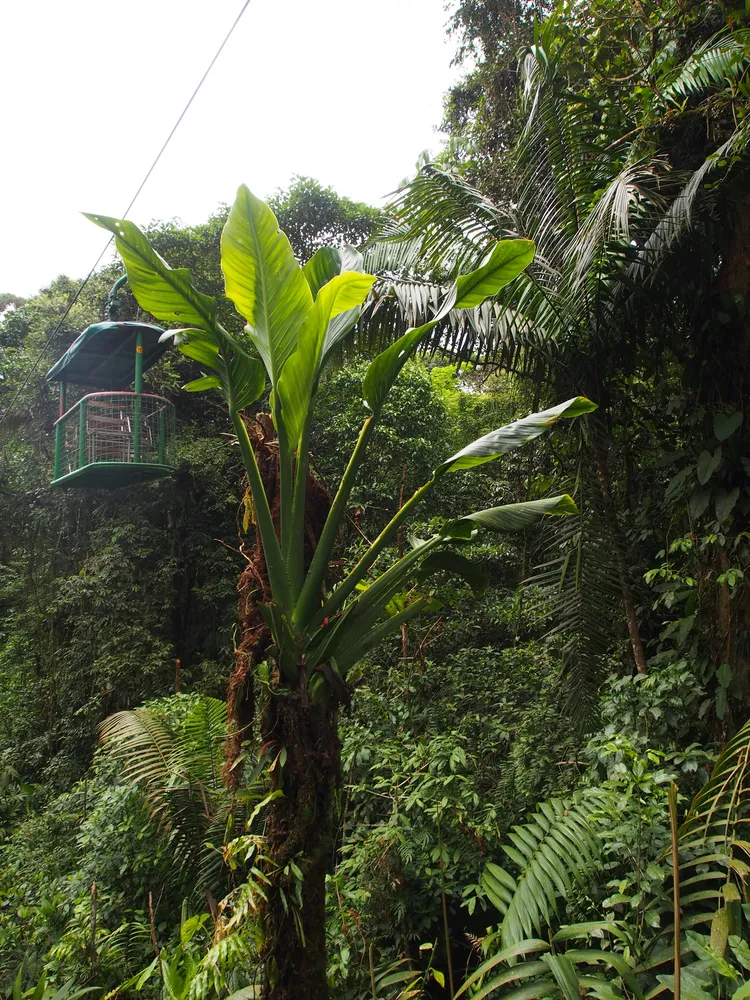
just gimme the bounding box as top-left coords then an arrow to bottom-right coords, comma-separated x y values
358,11 -> 750,708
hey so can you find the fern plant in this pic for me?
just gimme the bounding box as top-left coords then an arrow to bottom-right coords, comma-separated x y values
481,789 -> 608,950
97,696 -> 241,894
471,720 -> 750,999
527,466 -> 624,725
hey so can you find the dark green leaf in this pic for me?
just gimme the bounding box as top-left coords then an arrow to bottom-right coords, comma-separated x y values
697,446 -> 722,485
416,550 -> 488,596
362,321 -> 437,413
302,244 -> 363,297
689,487 -> 712,520
85,215 -> 217,329
714,411 -> 743,441
715,487 -> 740,523
542,953 -> 581,1000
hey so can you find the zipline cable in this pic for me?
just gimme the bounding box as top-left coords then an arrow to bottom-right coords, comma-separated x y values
0,0 -> 253,429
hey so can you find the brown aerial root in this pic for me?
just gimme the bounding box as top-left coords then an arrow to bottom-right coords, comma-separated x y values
223,413 -> 331,787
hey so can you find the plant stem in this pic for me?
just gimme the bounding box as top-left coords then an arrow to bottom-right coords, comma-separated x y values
231,409 -> 292,611
274,394 -> 293,560
669,782 -> 681,1000
289,420 -> 311,600
312,478 -> 435,629
369,943 -> 377,1000
294,415 -> 376,629
438,819 -> 455,999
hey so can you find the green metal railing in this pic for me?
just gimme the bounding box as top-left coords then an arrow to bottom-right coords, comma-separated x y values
52,391 -> 175,484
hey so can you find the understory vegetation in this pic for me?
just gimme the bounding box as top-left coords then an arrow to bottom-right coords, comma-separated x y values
5,1 -> 750,998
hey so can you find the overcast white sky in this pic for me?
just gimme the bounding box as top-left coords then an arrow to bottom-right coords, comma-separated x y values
0,0 -> 460,298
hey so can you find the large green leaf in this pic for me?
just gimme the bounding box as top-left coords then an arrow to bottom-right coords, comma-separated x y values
362,320 -> 438,412
85,215 -> 217,329
361,242 -> 533,414
221,185 -> 313,385
302,244 -> 363,297
445,496 -> 578,539
454,239 -> 535,308
184,375 -> 222,392
435,397 -> 597,478
542,954 -> 582,1000
164,328 -> 221,369
469,977 -> 557,1000
416,549 -> 488,596
165,329 -> 266,412
278,271 -> 375,444
226,347 -> 267,411
455,941 -> 551,998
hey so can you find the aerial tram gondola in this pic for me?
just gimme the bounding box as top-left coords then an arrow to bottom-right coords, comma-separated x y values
47,276 -> 176,487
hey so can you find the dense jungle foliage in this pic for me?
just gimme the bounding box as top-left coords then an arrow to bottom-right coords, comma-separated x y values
4,0 -> 750,997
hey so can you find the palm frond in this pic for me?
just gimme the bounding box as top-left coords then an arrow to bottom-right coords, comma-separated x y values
354,275 -> 543,370
366,162 -> 508,277
514,43 -> 608,271
570,157 -> 671,293
680,716 -> 750,853
630,118 -> 750,288
99,708 -> 174,796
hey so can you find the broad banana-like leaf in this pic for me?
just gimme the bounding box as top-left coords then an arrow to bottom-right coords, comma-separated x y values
454,940 -> 551,999
542,954 -> 582,1000
435,397 -> 597,479
362,240 -> 534,413
168,331 -> 266,412
362,320 -> 438,412
444,495 -> 578,539
221,185 -> 313,386
302,244 -> 363,297
416,550 -> 488,596
184,375 -> 222,392
225,347 -> 267,411
454,239 -> 535,309
333,596 -> 435,673
162,328 -> 221,369
278,272 -> 375,444
85,215 -> 217,329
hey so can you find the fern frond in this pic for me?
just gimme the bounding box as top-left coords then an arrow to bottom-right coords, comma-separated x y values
527,471 -> 622,724
99,708 -> 174,796
661,29 -> 750,104
482,789 -> 608,949
99,697 -> 232,891
176,697 -> 227,792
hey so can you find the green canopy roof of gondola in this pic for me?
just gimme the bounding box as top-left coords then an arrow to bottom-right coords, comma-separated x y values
45,321 -> 167,389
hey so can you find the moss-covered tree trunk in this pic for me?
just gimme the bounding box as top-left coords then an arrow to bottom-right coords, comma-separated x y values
226,413 -> 335,997
260,687 -> 339,1000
